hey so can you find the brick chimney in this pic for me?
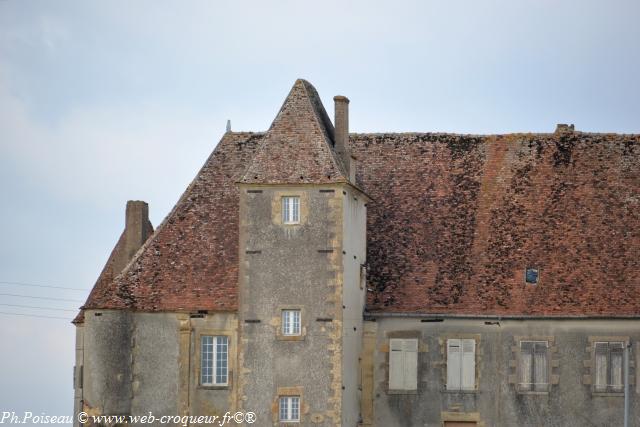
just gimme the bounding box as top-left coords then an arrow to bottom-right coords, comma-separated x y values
334,95 -> 355,182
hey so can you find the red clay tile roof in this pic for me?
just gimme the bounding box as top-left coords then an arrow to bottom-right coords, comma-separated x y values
239,79 -> 348,184
81,131 -> 262,314
353,132 -> 640,316
80,80 -> 640,317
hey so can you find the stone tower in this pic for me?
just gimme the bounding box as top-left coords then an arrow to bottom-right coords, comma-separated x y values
236,79 -> 368,426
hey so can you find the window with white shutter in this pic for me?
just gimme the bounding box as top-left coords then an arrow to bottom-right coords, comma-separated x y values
388,338 -> 418,392
447,338 -> 476,390
519,341 -> 549,391
594,342 -> 624,392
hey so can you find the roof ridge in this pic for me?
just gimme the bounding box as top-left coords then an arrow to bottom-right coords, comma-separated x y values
298,79 -> 349,180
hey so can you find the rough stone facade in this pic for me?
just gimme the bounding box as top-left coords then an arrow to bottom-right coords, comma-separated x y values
74,79 -> 640,426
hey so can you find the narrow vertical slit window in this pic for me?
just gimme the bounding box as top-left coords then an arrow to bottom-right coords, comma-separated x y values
282,196 -> 300,224
201,335 -> 229,386
279,396 -> 300,422
282,310 -> 301,336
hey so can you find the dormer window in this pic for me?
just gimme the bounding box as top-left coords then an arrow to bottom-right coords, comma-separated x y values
282,196 -> 300,224
525,268 -> 539,285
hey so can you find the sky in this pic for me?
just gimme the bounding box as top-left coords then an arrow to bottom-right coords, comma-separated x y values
0,0 -> 639,423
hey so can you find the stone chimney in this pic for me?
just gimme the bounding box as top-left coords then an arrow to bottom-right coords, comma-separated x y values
118,200 -> 153,271
555,123 -> 575,134
334,95 -> 355,182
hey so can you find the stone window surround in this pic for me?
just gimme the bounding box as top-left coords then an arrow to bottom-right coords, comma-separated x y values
441,411 -> 486,427
271,190 -> 309,226
440,333 -> 481,393
382,331 -> 427,395
273,386 -> 305,426
584,336 -> 635,397
508,335 -> 559,394
194,329 -> 233,390
275,305 -> 307,341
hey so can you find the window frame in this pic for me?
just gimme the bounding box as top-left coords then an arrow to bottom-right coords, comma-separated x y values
282,309 -> 301,336
518,340 -> 550,392
388,338 -> 419,393
446,338 -> 476,391
279,395 -> 300,423
594,341 -> 624,393
200,335 -> 229,387
281,196 -> 300,225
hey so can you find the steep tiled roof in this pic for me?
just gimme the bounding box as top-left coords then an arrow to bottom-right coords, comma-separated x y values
82,131 -> 262,313
239,79 -> 348,184
81,80 -> 640,317
353,132 -> 640,316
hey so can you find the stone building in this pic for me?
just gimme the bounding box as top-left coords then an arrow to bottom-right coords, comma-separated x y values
73,80 -> 640,427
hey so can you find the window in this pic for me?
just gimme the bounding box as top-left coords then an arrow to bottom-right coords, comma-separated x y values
201,335 -> 228,386
519,341 -> 548,391
389,338 -> 418,391
282,196 -> 300,224
594,342 -> 624,392
282,310 -> 301,336
525,267 -> 539,285
279,396 -> 300,422
447,339 -> 475,390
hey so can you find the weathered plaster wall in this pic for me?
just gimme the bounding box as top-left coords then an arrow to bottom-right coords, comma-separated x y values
82,310 -> 133,416
341,186 -> 368,426
369,317 -> 639,427
80,310 -> 237,425
238,184 -> 346,426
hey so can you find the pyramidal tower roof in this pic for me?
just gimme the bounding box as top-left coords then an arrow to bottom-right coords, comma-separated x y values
239,79 -> 349,184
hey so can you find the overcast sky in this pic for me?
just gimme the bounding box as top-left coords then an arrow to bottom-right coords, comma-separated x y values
0,0 -> 639,422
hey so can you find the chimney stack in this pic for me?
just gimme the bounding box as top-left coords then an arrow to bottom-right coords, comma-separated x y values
334,95 -> 355,182
124,200 -> 153,262
555,123 -> 575,134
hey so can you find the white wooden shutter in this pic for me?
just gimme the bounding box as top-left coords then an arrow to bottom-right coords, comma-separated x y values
389,339 -> 404,390
447,339 -> 461,390
403,339 -> 418,390
462,339 -> 476,390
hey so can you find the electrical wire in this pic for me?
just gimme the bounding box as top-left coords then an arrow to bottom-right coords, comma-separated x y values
0,293 -> 83,303
0,311 -> 71,320
0,303 -> 76,312
0,280 -> 85,291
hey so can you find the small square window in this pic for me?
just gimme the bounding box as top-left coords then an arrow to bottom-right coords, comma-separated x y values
282,196 -> 300,224
279,396 -> 300,422
282,310 -> 301,336
525,268 -> 539,285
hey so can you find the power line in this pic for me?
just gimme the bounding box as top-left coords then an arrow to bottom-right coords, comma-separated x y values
0,303 -> 76,312
0,280 -> 85,291
0,293 -> 83,303
0,311 -> 70,320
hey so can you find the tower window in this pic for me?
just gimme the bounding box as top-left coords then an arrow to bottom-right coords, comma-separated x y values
279,396 -> 300,422
282,309 -> 301,336
282,196 -> 300,224
525,268 -> 539,285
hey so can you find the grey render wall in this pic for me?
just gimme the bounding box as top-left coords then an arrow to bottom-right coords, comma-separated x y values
82,310 -> 133,416
79,310 -> 237,425
238,184 -> 347,426
341,186 -> 368,427
369,317 -> 640,427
